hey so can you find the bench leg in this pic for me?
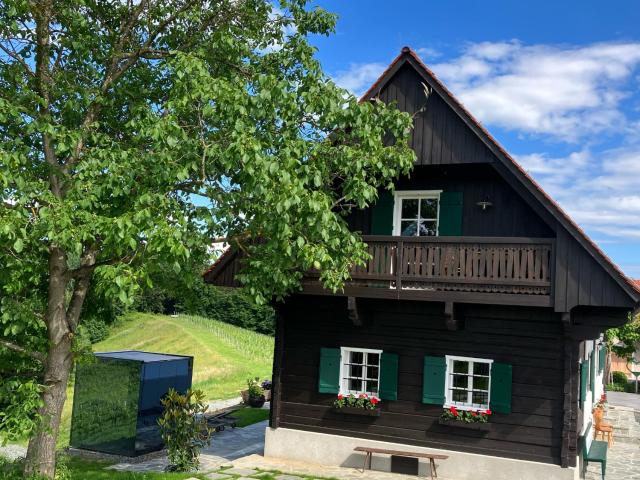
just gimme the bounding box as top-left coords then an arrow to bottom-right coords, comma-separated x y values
360,452 -> 371,473
429,458 -> 437,479
601,460 -> 606,480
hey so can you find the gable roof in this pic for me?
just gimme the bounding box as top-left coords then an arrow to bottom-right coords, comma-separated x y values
362,47 -> 639,301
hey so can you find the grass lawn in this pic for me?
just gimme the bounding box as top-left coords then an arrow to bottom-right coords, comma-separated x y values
230,406 -> 270,427
1,457 -> 337,480
53,312 -> 274,448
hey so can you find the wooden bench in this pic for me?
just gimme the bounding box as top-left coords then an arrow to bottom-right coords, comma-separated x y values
581,424 -> 608,480
354,446 -> 449,479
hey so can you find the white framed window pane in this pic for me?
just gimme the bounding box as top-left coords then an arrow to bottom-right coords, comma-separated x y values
473,376 -> 489,391
348,378 -> 362,392
401,198 -> 419,219
368,381 -> 379,394
367,352 -> 380,366
452,360 -> 468,374
348,364 -> 363,378
451,390 -> 467,403
366,366 -> 379,380
420,198 -> 438,218
473,362 -> 490,376
472,391 -> 489,405
418,220 -> 437,236
401,220 -> 418,236
350,351 -> 363,364
452,374 -> 467,389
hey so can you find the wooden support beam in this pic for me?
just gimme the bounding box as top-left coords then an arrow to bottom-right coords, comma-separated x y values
444,301 -> 463,330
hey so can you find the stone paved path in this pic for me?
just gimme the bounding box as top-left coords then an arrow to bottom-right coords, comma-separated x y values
607,392 -> 640,411
108,420 -> 267,473
232,454 -> 440,480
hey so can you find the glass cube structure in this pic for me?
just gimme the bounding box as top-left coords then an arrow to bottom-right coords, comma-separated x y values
70,350 -> 193,456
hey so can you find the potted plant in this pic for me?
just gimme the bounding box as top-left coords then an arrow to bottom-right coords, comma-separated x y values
438,406 -> 492,431
332,393 -> 381,416
246,377 -> 266,408
261,379 -> 272,402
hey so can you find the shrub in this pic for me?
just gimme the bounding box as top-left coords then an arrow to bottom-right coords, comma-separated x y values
612,371 -> 629,385
247,378 -> 264,399
606,383 -> 625,392
157,389 -> 212,472
79,317 -> 110,344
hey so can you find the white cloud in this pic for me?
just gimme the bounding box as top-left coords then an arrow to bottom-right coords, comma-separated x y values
415,46 -> 442,59
332,62 -> 386,97
431,41 -> 640,141
517,147 -> 640,241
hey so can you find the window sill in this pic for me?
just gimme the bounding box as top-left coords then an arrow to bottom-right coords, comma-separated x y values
438,418 -> 491,431
443,403 -> 490,413
332,406 -> 381,417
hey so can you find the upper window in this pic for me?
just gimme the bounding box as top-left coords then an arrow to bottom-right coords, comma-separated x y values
340,347 -> 382,396
445,355 -> 493,410
393,191 -> 441,237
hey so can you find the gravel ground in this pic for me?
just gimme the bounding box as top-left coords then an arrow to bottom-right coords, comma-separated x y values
0,444 -> 27,462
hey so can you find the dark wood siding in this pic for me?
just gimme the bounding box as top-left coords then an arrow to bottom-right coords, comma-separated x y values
346,164 -> 553,238
277,295 -> 566,465
378,64 -> 495,166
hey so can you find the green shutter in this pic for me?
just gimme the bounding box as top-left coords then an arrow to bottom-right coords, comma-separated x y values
599,346 -> 606,374
422,356 -> 446,405
379,352 -> 399,401
580,360 -> 588,406
590,349 -> 596,398
318,348 -> 341,394
437,192 -> 463,236
371,191 -> 394,235
489,363 -> 512,414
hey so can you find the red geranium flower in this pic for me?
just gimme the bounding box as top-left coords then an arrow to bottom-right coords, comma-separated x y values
371,397 -> 379,405
471,412 -> 477,417
484,409 -> 492,415
449,406 -> 459,417
337,394 -> 343,400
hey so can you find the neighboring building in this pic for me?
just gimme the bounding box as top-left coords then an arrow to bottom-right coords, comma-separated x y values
204,48 -> 640,480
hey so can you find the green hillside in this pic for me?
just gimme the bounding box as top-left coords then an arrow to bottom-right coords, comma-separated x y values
95,313 -> 274,399
57,313 -> 274,447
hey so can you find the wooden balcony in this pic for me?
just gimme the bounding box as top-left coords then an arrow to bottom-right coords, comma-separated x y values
301,236 -> 555,307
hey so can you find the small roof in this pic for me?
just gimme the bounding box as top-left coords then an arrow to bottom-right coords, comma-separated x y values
95,350 -> 191,363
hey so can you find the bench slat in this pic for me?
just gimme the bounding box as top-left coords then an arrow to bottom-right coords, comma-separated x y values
586,441 -> 608,462
354,446 -> 449,460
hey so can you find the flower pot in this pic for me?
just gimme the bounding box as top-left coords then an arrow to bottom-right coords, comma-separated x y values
438,418 -> 491,431
332,406 -> 381,417
248,396 -> 266,408
240,389 -> 249,403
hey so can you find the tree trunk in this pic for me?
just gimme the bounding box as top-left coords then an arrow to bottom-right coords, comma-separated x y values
23,337 -> 73,478
24,247 -> 72,478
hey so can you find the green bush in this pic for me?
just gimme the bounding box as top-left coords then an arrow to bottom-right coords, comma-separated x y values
612,371 -> 629,385
606,383 -> 625,392
157,388 -> 212,472
79,317 -> 110,344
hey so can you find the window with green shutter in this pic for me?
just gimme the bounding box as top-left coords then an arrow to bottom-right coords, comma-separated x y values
489,363 -> 512,414
422,356 -> 446,405
590,348 -> 596,398
598,346 -> 606,374
370,191 -> 394,235
318,348 -> 341,394
580,360 -> 588,406
437,191 -> 463,236
378,353 -> 399,401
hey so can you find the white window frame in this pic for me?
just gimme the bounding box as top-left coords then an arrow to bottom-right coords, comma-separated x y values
444,355 -> 493,411
339,346 -> 383,397
393,190 -> 442,237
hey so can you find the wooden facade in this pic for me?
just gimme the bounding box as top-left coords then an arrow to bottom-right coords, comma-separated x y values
204,47 -> 640,476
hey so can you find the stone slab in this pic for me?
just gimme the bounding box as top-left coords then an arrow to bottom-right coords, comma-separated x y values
205,473 -> 232,479
221,467 -> 259,476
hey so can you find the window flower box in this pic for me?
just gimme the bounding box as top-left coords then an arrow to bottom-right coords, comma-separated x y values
332,406 -> 381,416
438,417 -> 491,431
332,393 -> 381,416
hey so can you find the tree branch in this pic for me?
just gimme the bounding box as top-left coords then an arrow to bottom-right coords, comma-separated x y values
0,339 -> 46,363
65,246 -> 98,332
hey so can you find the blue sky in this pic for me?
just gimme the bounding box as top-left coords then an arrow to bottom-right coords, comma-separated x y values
307,0 -> 640,278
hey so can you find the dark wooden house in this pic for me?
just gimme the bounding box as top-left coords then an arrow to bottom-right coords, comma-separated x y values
204,47 -> 640,480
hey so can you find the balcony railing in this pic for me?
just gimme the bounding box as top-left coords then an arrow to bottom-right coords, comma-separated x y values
304,236 -> 554,298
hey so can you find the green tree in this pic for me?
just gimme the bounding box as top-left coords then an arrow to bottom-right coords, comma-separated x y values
0,0 -> 415,476
606,313 -> 640,361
